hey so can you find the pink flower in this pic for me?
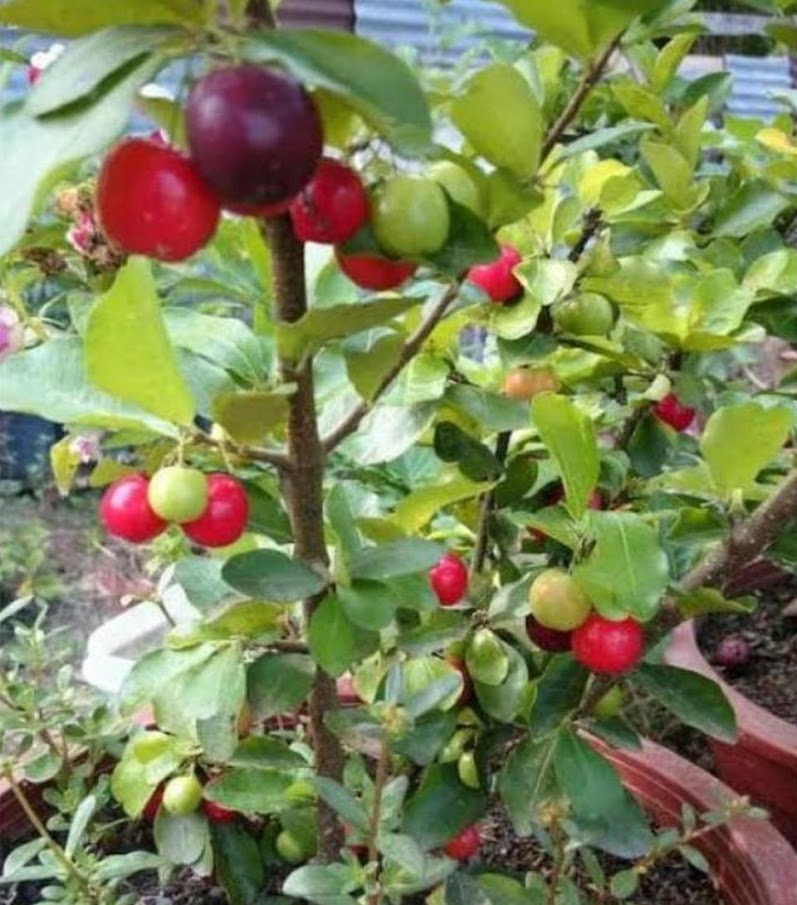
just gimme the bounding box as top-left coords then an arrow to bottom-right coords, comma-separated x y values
67,210 -> 97,256
69,433 -> 102,464
0,307 -> 24,361
27,43 -> 65,86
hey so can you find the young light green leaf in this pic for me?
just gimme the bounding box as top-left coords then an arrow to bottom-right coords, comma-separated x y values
0,0 -> 205,35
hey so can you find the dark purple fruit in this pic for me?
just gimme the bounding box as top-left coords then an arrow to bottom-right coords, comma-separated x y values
525,614 -> 572,652
713,635 -> 751,669
186,64 -> 323,207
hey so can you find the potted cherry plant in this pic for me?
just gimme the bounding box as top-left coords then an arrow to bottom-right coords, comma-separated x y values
3,1 -> 797,903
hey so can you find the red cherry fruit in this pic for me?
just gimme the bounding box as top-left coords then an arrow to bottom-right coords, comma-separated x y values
202,798 -> 238,824
96,139 -> 221,262
572,614 -> 644,675
430,553 -> 469,606
182,473 -> 249,548
142,784 -> 164,822
336,250 -> 417,291
225,196 -> 294,218
653,393 -> 695,432
467,244 -> 522,303
290,157 -> 369,244
100,474 -> 167,544
186,64 -> 323,207
444,825 -> 481,860
525,615 -> 573,652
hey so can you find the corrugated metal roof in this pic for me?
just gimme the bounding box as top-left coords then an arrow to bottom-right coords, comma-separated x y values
724,54 -> 793,121
280,0 -> 354,31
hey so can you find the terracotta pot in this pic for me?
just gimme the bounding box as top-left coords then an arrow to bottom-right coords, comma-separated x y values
599,737 -> 797,905
665,620 -> 797,844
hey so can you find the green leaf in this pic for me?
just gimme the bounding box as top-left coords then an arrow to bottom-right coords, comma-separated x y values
222,550 -> 327,603
85,257 -> 195,425
700,403 -> 793,492
0,0 -> 205,35
228,736 -> 307,771
531,394 -> 599,519
473,643 -> 529,723
630,664 -> 737,743
278,297 -> 418,361
0,55 -> 160,257
554,730 -> 652,857
211,821 -> 267,905
27,26 -> 176,116
211,390 -> 290,444
610,870 -> 639,899
573,512 -> 669,621
244,30 -> 432,154
65,796 -> 96,858
346,333 -> 405,401
401,764 -> 487,851
444,384 -> 529,431
401,657 -> 463,713
93,851 -> 168,882
248,486 -> 292,544
427,196 -> 499,276
349,539 -> 444,580
247,653 -> 314,719
203,768 -> 294,813
378,833 -> 425,876
498,736 -> 560,836
173,557 -> 234,610
23,750 -> 64,783
283,864 -> 357,905
433,422 -> 503,481
312,777 -> 369,830
713,180 -> 789,238
529,655 -> 589,735
465,628 -> 509,686
673,587 -> 756,618
338,580 -> 398,631
393,474 -> 489,533
497,0 -> 664,59
0,338 -> 175,435
308,595 -> 357,677
153,811 -> 208,866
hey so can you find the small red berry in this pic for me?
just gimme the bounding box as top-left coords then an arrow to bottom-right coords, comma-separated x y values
430,553 -> 469,606
96,139 -> 221,262
525,615 -> 573,652
572,614 -> 644,675
654,394 -> 695,432
336,250 -> 417,291
444,825 -> 480,860
467,244 -> 522,303
202,798 -> 238,824
290,157 -> 369,244
182,473 -> 249,548
100,474 -> 167,544
142,785 -> 164,822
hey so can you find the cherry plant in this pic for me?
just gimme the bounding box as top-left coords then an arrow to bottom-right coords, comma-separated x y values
2,0 -> 797,903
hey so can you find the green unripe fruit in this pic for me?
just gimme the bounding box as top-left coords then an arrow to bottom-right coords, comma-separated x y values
371,176 -> 450,257
457,751 -> 480,789
465,628 -> 509,686
428,161 -> 483,215
439,728 -> 474,764
528,568 -> 592,632
162,774 -> 203,815
276,829 -> 311,865
593,686 -> 625,719
553,293 -> 615,337
147,466 -> 208,523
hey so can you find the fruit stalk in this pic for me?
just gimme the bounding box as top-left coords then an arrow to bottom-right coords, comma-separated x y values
262,214 -> 345,859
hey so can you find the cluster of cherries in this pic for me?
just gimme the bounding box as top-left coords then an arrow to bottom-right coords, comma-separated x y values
100,466 -> 248,548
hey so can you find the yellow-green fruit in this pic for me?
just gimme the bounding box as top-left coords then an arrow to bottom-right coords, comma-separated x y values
371,176 -> 450,257
528,568 -> 592,632
276,829 -> 310,865
428,161 -> 483,215
147,465 -> 207,523
593,686 -> 625,720
553,293 -> 615,337
439,728 -> 474,764
457,751 -> 480,789
451,62 -> 542,180
162,774 -> 203,816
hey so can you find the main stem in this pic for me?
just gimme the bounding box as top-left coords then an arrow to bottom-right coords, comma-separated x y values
263,215 -> 345,860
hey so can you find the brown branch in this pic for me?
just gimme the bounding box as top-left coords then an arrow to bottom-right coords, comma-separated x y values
615,401 -> 652,451
246,0 -> 276,27
567,208 -> 603,263
191,430 -> 292,472
470,431 -> 511,577
541,34 -> 623,162
322,279 -> 463,454
366,737 -> 390,905
262,214 -> 345,861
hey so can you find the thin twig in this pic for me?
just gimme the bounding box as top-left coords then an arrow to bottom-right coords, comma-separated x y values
541,34 -> 624,162
615,401 -> 652,451
470,431 -> 511,577
567,208 -> 603,263
366,738 -> 391,905
322,279 -> 464,454
191,430 -> 292,472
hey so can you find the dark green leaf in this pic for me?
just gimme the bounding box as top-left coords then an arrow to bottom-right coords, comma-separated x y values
228,736 -> 307,771
308,595 -> 357,677
223,550 -> 326,603
349,539 -> 444,580
282,864 -> 357,905
426,195 -> 499,276
312,777 -> 369,830
401,764 -> 487,851
529,656 -> 589,735
498,735 -> 560,836
247,653 -> 314,719
211,821 -> 267,905
433,422 -> 503,481
203,768 -> 293,813
444,384 -> 529,431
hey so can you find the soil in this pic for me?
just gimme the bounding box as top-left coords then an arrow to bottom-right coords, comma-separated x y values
698,588 -> 797,725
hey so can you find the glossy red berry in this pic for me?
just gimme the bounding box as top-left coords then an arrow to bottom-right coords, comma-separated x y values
182,473 -> 249,548
96,139 -> 221,262
290,157 -> 369,244
186,64 -> 323,207
525,615 -> 573,652
202,798 -> 238,823
654,393 -> 695,432
444,825 -> 480,860
336,250 -> 417,291
572,614 -> 644,675
100,474 -> 168,544
467,244 -> 522,303
430,553 -> 469,606
142,784 -> 164,822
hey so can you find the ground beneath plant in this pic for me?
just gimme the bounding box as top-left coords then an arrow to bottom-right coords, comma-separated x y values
698,585 -> 797,725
